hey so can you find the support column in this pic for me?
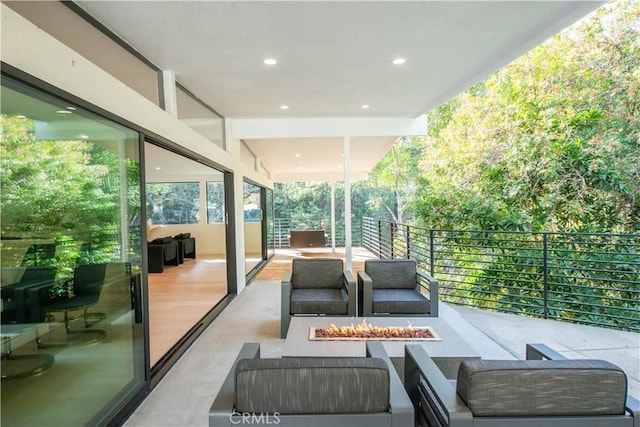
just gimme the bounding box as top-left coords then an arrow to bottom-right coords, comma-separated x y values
330,181 -> 336,252
344,136 -> 352,271
161,70 -> 178,117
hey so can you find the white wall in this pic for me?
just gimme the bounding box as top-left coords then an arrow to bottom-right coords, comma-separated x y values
1,5 -> 272,294
1,6 -> 234,172
148,223 -> 226,256
244,223 -> 263,254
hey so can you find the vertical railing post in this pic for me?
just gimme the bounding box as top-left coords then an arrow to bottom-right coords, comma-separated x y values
429,229 -> 435,276
377,220 -> 383,259
390,222 -> 395,259
362,218 -> 368,251
543,232 -> 549,319
406,225 -> 411,259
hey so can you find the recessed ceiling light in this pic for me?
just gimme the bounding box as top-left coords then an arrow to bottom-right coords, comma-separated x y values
263,58 -> 277,65
280,105 -> 289,110
155,167 -> 161,170
56,110 -> 72,114
392,58 -> 406,65
361,104 -> 370,109
295,153 -> 301,158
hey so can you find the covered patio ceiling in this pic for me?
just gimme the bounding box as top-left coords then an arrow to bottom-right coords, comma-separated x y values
74,1 -> 605,182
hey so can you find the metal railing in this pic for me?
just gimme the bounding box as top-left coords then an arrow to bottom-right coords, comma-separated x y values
362,217 -> 640,332
273,217 -> 362,248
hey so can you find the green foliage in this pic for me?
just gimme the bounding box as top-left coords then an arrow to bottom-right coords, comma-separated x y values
274,182 -> 334,226
274,181 -> 383,223
273,136 -> 425,230
146,182 -> 200,224
1,115 -> 140,276
415,0 -> 640,234
1,116 -> 116,235
367,137 -> 424,224
361,0 -> 640,331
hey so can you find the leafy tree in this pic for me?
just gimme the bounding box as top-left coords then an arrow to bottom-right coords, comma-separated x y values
1,116 -> 117,236
1,115 -> 140,275
415,0 -> 639,234
146,182 -> 200,224
366,137 -> 424,225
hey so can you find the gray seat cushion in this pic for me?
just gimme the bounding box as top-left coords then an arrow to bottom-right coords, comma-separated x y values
372,289 -> 430,314
290,288 -> 348,314
457,359 -> 628,417
365,259 -> 417,289
234,357 -> 390,414
292,258 -> 344,289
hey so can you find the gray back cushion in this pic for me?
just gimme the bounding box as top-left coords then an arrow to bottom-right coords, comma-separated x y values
457,359 -> 627,417
235,357 -> 389,414
291,258 -> 344,289
365,259 -> 417,289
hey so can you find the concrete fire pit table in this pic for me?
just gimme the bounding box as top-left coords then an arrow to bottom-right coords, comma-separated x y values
283,316 -> 480,378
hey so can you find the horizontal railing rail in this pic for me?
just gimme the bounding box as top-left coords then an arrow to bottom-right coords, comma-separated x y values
361,217 -> 640,332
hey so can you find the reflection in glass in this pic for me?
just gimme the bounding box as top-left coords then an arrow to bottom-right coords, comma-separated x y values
244,182 -> 263,274
207,181 -> 225,224
146,182 -> 200,224
144,143 -> 228,366
176,86 -> 224,149
266,189 -> 275,258
1,77 -> 144,426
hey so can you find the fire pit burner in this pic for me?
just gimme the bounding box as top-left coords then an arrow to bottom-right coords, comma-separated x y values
309,319 -> 441,341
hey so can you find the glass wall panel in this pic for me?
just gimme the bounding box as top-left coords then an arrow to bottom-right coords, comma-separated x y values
1,77 -> 144,426
176,86 -> 224,149
146,182 -> 200,224
206,181 -> 225,224
244,182 -> 263,274
266,188 -> 275,258
145,143 -> 227,366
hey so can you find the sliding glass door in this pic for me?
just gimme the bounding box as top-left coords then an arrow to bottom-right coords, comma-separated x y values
1,76 -> 145,426
144,143 -> 228,366
243,181 -> 263,275
265,188 -> 275,258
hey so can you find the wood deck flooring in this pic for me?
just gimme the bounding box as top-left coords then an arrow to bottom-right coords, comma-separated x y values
148,255 -> 227,365
257,247 -> 376,280
148,248 -> 375,365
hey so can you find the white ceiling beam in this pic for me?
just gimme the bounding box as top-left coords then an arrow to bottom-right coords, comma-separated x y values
229,116 -> 427,140
273,171 -> 369,183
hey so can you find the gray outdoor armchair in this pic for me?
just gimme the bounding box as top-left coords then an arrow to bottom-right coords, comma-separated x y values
281,258 -> 356,338
358,259 -> 438,317
209,341 -> 414,427
404,343 -> 640,427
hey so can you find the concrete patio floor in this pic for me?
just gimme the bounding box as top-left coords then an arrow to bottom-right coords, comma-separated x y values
123,275 -> 639,427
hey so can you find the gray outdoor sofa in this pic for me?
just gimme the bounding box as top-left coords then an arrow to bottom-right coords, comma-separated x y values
404,342 -> 640,427
209,341 -> 414,427
281,258 -> 356,338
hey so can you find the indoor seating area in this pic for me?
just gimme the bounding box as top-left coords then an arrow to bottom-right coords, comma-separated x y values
148,234 -> 197,273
